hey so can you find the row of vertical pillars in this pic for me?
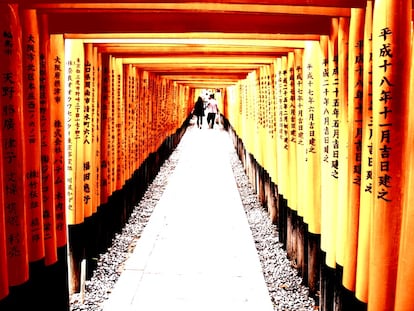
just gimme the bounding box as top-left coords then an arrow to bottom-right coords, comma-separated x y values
0,117 -> 370,310
0,124 -> 187,311
228,124 -> 368,311
68,125 -> 186,297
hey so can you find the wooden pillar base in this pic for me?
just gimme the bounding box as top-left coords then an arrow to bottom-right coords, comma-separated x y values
320,252 -> 334,311
278,195 -> 288,248
0,247 -> 69,311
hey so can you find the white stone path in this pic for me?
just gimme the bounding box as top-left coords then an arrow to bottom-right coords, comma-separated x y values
103,119 -> 274,311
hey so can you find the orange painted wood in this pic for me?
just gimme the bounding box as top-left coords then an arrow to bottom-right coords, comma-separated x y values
47,12 -> 332,35
137,70 -> 147,166
336,16 -> 350,268
124,64 -> 132,179
21,9 -> 45,263
394,17 -> 414,310
355,1 -> 373,303
326,18 -> 340,269
159,77 -> 168,143
302,41 -> 321,234
293,49 -> 305,218
114,58 -> 125,191
100,53 -> 111,203
130,66 -> 139,171
263,64 -> 276,183
0,3 -> 29,286
96,44 -> 294,56
267,62 -> 277,184
342,7 -> 365,292
38,12 -> 58,265
83,43 -> 95,217
65,39 -> 85,225
22,0 -> 367,8
94,48 -> 101,209
92,46 -> 101,212
318,33 -> 330,260
0,102 -> 9,300
368,0 -> 411,309
280,56 -> 290,200
21,0 -> 368,7
320,18 -> 340,269
108,56 -> 116,194
274,57 -> 284,194
48,34 -> 67,247
287,52 -> 298,212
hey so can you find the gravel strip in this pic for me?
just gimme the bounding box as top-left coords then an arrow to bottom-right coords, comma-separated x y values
230,151 -> 316,311
70,149 -> 181,311
70,131 -> 315,311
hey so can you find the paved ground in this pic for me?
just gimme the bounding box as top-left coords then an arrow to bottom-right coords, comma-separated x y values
102,116 -> 274,311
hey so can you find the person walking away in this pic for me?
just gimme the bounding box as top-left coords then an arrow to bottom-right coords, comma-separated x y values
193,96 -> 205,129
206,94 -> 218,129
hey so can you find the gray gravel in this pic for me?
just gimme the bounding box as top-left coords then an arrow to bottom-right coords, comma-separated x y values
70,131 -> 315,311
230,151 -> 315,311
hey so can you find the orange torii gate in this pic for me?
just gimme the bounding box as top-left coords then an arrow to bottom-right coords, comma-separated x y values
0,1 -> 413,311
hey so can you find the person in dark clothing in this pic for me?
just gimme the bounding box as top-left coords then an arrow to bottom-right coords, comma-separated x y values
193,96 -> 205,129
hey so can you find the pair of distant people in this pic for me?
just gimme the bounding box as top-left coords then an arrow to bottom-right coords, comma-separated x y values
193,94 -> 218,129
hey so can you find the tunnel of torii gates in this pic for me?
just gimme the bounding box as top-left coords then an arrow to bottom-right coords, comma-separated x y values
0,1 -> 414,310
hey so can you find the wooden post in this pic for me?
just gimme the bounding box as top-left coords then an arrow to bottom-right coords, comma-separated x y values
0,3 -> 29,288
0,70 -> 8,302
342,7 -> 365,293
48,34 -> 67,249
65,39 -> 85,225
335,16 -> 350,270
308,233 -> 321,303
296,217 -> 307,283
394,14 -> 414,311
368,0 -> 411,309
287,207 -> 294,259
287,52 -> 297,213
320,252 -> 334,311
355,1 -> 373,303
39,12 -> 59,266
302,40 -> 321,236
21,8 -> 45,264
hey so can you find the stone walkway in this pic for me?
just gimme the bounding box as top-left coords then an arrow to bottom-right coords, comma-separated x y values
102,117 -> 274,311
